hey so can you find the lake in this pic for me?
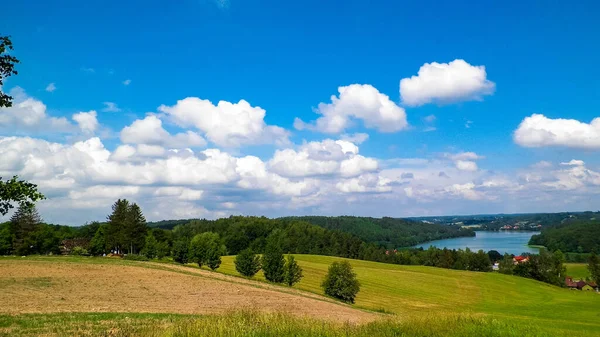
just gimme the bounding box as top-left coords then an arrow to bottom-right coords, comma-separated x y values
414,231 -> 541,255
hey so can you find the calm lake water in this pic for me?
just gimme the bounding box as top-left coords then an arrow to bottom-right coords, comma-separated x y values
414,231 -> 541,255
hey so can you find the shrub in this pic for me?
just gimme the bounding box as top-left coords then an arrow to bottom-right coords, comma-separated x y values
321,261 -> 360,303
70,246 -> 89,256
262,240 -> 285,283
123,254 -> 149,261
235,248 -> 261,277
284,255 -> 303,286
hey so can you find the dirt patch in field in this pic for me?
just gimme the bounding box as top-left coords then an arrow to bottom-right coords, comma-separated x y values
0,260 -> 377,324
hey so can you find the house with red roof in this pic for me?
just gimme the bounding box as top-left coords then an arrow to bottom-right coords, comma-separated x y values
513,255 -> 529,264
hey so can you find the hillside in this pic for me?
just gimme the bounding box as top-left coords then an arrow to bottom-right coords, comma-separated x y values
0,256 -> 373,323
1,256 -> 599,336
280,216 -> 474,248
215,255 -> 599,335
529,220 -> 600,253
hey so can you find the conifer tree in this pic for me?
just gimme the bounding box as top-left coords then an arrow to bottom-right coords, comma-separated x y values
126,203 -> 147,254
262,238 -> 285,283
235,248 -> 261,277
284,255 -> 303,286
9,204 -> 41,254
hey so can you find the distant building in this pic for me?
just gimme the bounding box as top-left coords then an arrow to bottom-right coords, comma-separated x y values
565,277 -> 598,291
565,277 -> 578,289
513,256 -> 529,264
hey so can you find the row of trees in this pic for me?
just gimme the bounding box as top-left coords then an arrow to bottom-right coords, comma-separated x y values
234,246 -> 303,286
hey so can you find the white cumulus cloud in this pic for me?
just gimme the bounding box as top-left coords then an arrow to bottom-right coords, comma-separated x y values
294,84 -> 408,134
120,115 -> 206,148
0,87 -> 73,132
159,97 -> 289,148
400,59 -> 495,106
72,110 -> 98,134
514,114 -> 600,149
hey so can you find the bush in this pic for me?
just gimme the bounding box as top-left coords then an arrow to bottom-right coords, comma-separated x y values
123,254 -> 149,261
70,246 -> 89,256
235,248 -> 261,277
284,255 -> 303,286
321,261 -> 360,303
262,240 -> 285,283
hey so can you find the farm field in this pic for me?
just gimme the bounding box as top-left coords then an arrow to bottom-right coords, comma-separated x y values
566,263 -> 591,279
1,255 -> 599,336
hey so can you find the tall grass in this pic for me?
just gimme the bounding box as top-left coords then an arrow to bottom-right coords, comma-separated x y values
0,311 -> 572,337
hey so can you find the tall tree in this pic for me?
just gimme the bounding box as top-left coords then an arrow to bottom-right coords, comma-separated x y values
9,204 -> 41,254
0,176 -> 45,217
262,237 -> 285,283
126,203 -> 147,254
0,35 -> 20,108
89,224 -> 108,256
588,252 -> 600,284
106,199 -> 130,254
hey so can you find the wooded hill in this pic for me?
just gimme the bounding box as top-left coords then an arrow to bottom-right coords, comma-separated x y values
529,220 -> 600,253
280,216 -> 474,248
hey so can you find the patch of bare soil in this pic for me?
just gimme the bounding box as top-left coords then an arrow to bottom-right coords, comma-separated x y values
0,260 -> 378,324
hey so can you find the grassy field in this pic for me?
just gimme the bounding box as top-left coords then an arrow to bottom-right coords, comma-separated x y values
0,311 -> 570,337
566,263 -> 590,279
1,255 -> 599,336
216,255 -> 600,335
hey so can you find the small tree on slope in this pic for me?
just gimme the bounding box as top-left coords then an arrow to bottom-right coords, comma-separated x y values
262,239 -> 285,283
321,261 -> 360,303
235,248 -> 261,277
284,255 -> 303,287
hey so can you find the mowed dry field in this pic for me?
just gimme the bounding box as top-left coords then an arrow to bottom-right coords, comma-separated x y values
0,258 -> 377,324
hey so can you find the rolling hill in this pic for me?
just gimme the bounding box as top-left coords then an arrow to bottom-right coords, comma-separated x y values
1,255 -> 598,336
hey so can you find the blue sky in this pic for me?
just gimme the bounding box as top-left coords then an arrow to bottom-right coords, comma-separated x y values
1,0 -> 600,224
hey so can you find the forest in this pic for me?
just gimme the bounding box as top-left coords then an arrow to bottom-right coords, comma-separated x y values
529,220 -> 600,253
279,216 -> 474,248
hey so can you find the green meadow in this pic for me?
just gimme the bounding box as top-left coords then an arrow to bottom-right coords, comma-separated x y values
1,255 -> 599,336
216,255 -> 600,335
566,263 -> 591,279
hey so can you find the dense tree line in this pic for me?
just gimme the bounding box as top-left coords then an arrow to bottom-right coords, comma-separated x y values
281,216 -> 474,249
170,216 -> 368,258
0,205 -> 76,255
529,220 -> 600,253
